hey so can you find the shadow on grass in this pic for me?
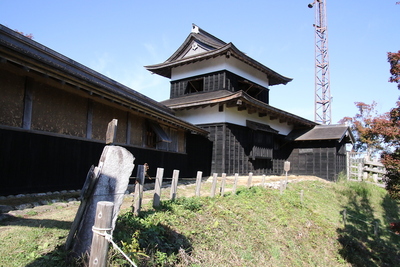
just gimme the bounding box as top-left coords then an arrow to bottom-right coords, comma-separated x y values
0,215 -> 71,230
0,216 -> 73,266
337,184 -> 400,266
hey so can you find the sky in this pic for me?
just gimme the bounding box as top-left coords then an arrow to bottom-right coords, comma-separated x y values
1,0 -> 399,123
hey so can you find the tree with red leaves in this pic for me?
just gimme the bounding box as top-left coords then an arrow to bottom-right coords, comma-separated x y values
14,30 -> 33,39
342,51 -> 400,199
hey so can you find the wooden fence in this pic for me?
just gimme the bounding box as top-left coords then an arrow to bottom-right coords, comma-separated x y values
347,152 -> 386,183
132,166 -> 290,215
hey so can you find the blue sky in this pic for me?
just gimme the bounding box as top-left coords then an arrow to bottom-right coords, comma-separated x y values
1,0 -> 399,123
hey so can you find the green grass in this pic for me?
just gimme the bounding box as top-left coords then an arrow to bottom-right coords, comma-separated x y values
1,180 -> 399,266
112,180 -> 400,266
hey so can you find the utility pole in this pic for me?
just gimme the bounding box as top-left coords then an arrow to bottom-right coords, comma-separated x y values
308,0 -> 331,124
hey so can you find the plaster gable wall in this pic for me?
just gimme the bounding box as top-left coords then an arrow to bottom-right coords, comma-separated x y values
175,105 -> 293,135
171,56 -> 269,88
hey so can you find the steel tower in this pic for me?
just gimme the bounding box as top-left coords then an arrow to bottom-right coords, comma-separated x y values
308,0 -> 331,124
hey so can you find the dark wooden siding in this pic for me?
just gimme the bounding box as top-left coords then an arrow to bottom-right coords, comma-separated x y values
287,143 -> 347,181
170,70 -> 269,103
199,123 -> 285,175
0,128 -> 212,195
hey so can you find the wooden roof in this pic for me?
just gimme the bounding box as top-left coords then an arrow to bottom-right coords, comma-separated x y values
145,24 -> 293,86
161,90 -> 317,127
287,124 -> 355,143
0,24 -> 208,136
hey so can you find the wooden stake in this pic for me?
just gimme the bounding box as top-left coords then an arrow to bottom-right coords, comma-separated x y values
170,170 -> 179,200
89,201 -> 114,267
232,173 -> 239,195
220,173 -> 227,196
247,172 -> 253,187
105,119 -> 118,145
374,221 -> 379,238
300,190 -> 304,204
210,173 -> 218,197
262,174 -> 266,188
153,168 -> 164,208
133,165 -> 145,216
195,171 -> 203,197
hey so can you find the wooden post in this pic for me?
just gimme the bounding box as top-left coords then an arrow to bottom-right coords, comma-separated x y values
105,119 -> 118,145
346,151 -> 350,180
170,170 -> 179,200
89,201 -> 114,267
280,180 -> 284,195
247,172 -> 253,188
220,173 -> 227,196
210,173 -> 218,197
357,163 -> 362,181
70,145 -> 134,257
262,174 -> 266,188
195,171 -> 203,197
153,168 -> 164,208
300,190 -> 304,204
374,221 -> 379,238
133,165 -> 145,216
284,161 -> 290,190
232,173 -> 239,195
342,209 -> 347,226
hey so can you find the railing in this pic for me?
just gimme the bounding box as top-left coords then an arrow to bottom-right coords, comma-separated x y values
249,146 -> 273,160
347,152 -> 386,183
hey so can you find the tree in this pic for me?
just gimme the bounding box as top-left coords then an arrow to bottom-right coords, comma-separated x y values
342,51 -> 400,199
14,29 -> 33,39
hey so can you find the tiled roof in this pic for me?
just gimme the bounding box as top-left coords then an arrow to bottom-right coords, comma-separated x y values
145,24 -> 292,86
162,90 -> 317,127
0,24 -> 208,135
287,124 -> 355,143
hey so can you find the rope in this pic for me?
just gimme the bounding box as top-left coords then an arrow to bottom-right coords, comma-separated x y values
92,226 -> 138,267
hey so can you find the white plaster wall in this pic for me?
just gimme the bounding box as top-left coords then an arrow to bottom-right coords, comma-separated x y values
175,105 -> 294,135
171,56 -> 269,88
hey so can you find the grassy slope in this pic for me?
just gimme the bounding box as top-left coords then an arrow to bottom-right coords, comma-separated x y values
1,180 -> 400,266
113,180 -> 400,266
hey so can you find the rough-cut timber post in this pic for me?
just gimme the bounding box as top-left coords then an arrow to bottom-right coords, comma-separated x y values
133,165 -> 145,216
220,173 -> 227,196
153,168 -> 164,208
232,173 -> 239,195
170,170 -> 179,200
89,201 -> 114,267
105,119 -> 118,145
210,173 -> 218,197
300,190 -> 304,204
71,145 -> 134,258
247,172 -> 253,187
195,171 -> 203,197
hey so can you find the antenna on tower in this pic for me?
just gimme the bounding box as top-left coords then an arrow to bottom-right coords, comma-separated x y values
308,0 -> 331,125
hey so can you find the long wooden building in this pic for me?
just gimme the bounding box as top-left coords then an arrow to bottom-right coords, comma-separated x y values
146,24 -> 354,180
0,24 -> 212,195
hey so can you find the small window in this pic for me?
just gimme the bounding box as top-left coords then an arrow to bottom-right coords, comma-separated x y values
185,78 -> 204,94
145,121 -> 172,149
145,124 -> 157,148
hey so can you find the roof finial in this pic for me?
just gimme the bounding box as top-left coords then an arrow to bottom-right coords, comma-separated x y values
191,24 -> 199,34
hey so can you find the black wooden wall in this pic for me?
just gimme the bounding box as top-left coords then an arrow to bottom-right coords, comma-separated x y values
0,128 -> 212,196
170,70 -> 269,103
199,123 -> 285,175
286,141 -> 348,181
